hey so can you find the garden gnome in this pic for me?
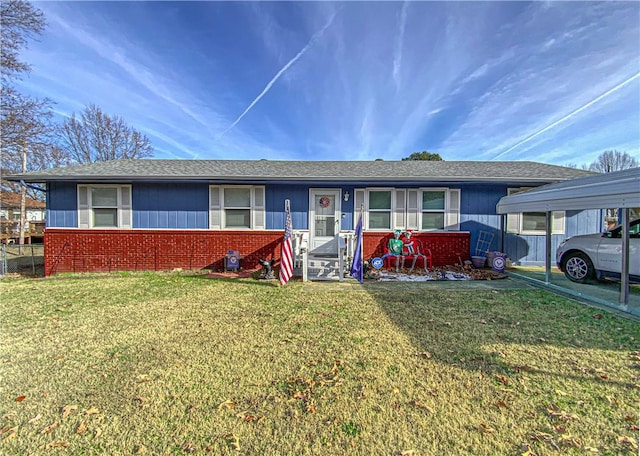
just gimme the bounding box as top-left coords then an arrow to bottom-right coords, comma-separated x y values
381,229 -> 403,271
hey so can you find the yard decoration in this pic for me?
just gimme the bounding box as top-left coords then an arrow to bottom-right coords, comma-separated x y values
258,259 -> 275,279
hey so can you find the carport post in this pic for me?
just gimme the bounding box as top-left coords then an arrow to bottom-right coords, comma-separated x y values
620,208 -> 630,306
545,211 -> 552,284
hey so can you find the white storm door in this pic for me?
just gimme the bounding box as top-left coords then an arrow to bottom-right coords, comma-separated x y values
309,189 -> 341,254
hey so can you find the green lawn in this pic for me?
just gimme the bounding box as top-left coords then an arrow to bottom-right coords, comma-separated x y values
1,273 -> 638,455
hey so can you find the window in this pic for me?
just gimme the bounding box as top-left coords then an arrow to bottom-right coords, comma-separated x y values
421,190 -> 446,230
506,188 -> 565,235
210,185 -> 265,230
77,185 -> 132,229
368,190 -> 392,229
354,187 -> 460,231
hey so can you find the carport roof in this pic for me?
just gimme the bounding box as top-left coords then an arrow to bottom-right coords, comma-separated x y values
496,167 -> 640,213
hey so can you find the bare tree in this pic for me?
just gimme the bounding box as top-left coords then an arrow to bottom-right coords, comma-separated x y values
1,0 -> 51,243
0,0 -> 45,82
586,150 -> 639,227
59,104 -> 153,163
587,150 -> 638,173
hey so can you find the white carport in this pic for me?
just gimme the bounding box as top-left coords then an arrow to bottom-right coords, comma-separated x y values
496,167 -> 640,308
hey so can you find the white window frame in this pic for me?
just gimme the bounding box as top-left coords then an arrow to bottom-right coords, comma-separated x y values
77,184 -> 132,229
419,187 -> 447,231
367,187 -> 394,230
506,187 -> 565,235
354,187 -> 460,231
209,185 -> 265,230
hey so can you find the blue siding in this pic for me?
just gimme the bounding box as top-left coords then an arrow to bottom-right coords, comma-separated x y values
265,185 -> 354,231
134,183 -> 208,229
47,182 -> 77,228
45,180 -> 602,265
459,184 -> 506,255
504,209 -> 602,266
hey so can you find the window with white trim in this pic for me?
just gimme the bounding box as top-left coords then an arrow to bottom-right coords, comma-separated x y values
506,188 -> 565,235
354,187 -> 460,231
209,185 -> 265,229
77,185 -> 132,229
368,190 -> 392,229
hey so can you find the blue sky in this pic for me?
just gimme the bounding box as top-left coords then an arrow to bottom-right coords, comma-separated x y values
17,1 -> 640,164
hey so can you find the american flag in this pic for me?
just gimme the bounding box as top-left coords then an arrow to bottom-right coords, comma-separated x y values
280,199 -> 294,285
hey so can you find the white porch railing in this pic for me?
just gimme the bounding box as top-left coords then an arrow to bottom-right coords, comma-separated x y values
292,230 -> 356,281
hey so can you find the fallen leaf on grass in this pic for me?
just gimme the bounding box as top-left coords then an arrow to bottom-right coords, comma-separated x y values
46,441 -> 69,448
15,395 -> 26,402
224,433 -> 240,450
495,400 -> 508,408
76,421 -> 87,435
61,404 -> 78,419
136,374 -> 152,383
134,444 -> 147,454
182,441 -> 196,453
558,434 -> 581,448
495,375 -> 509,385
84,406 -> 99,415
418,352 -> 432,359
0,426 -> 17,441
530,430 -> 553,442
410,400 -> 434,413
217,400 -> 236,411
133,397 -> 147,407
479,422 -> 495,434
94,427 -> 102,438
618,436 -> 639,449
547,405 -> 579,422
40,422 -> 58,434
592,313 -> 603,319
28,414 -> 42,424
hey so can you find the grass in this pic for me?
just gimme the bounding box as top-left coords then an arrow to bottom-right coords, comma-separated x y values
1,272 -> 639,455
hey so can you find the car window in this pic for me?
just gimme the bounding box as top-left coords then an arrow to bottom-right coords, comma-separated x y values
608,219 -> 640,238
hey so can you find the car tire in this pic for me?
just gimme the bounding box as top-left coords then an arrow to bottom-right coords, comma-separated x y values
562,252 -> 594,283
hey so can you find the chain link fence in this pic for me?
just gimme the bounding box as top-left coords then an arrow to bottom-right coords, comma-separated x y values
0,244 -> 45,277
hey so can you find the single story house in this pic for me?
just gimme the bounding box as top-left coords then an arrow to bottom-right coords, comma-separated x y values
7,159 -> 597,277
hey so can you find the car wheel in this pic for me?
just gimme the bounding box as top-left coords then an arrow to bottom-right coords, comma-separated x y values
562,252 -> 594,283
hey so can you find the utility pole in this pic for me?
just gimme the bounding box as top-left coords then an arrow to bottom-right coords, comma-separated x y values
19,136 -> 27,246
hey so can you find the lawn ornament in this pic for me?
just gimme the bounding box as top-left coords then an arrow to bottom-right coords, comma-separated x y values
381,229 -> 403,271
258,258 -> 275,279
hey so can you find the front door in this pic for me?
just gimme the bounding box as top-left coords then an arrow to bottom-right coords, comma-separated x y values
309,189 -> 341,255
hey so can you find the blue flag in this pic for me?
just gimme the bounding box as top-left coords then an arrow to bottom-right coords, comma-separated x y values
350,211 -> 364,283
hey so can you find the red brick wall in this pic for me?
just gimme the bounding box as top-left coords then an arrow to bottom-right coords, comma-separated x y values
44,229 -> 471,276
44,229 -> 283,276
363,232 -> 470,267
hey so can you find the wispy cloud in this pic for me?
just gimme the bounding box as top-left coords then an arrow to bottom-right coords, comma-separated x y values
392,1 -> 409,91
490,72 -> 640,160
218,10 -> 340,139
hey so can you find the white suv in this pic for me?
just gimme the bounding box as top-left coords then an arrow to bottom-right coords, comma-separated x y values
556,218 -> 640,283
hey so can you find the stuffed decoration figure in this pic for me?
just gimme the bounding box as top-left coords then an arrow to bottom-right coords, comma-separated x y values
381,229 -> 403,271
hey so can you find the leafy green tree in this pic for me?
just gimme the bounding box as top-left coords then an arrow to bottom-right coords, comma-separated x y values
401,151 -> 443,161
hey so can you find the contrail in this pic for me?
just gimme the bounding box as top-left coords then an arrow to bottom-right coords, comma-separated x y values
218,11 -> 339,139
393,1 -> 409,90
490,71 -> 640,160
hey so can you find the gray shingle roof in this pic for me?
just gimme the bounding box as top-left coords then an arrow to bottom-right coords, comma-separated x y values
6,159 -> 595,183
